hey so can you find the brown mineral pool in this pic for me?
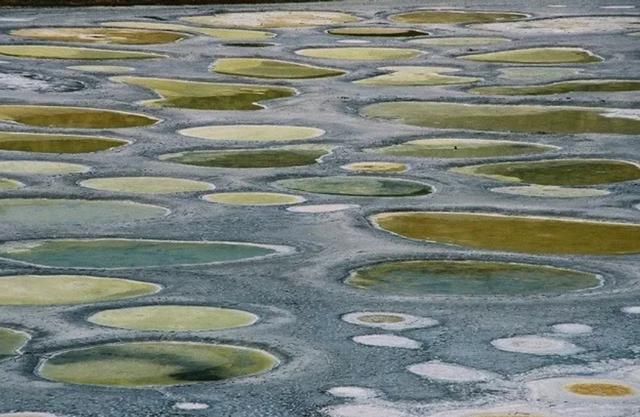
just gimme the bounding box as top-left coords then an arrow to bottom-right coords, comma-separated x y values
371,211 -> 640,255
0,45 -> 164,60
87,305 -> 257,331
0,106 -> 158,129
355,66 -> 479,86
37,341 -> 279,387
346,260 -> 600,296
212,58 -> 345,79
296,47 -> 422,61
0,275 -> 160,305
566,382 -> 635,397
79,177 -> 215,194
160,145 -> 332,168
0,132 -> 130,153
111,76 -> 296,110
361,102 -> 640,135
453,159 -> 640,186
390,10 -> 528,25
327,27 -> 428,37
182,11 -> 359,29
470,79 -> 640,96
179,125 -> 324,142
0,327 -> 29,360
0,177 -> 23,190
369,138 -> 556,159
461,47 -> 602,64
103,21 -> 275,42
203,192 -> 305,206
11,27 -> 188,45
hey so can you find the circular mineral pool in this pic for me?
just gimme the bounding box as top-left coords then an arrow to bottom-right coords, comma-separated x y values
79,177 -> 215,194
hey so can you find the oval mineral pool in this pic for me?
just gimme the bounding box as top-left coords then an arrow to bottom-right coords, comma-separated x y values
296,47 -> 422,61
68,65 -> 134,74
111,76 -> 296,110
0,177 -> 23,190
410,37 -> 510,46
0,327 -> 29,360
371,211 -> 640,255
0,132 -> 130,153
470,79 -> 640,96
0,199 -> 168,229
88,305 -> 257,331
0,106 -> 158,129
275,176 -> 432,197
491,185 -> 610,198
390,10 -> 528,25
491,335 -> 582,355
369,138 -> 556,159
0,45 -> 164,60
472,16 -> 640,35
361,102 -> 640,135
355,66 -> 479,86
103,21 -> 275,42
179,125 -> 324,143
461,47 -> 602,64
37,341 -> 279,387
341,162 -> 408,173
160,146 -> 332,168
0,275 -> 160,305
182,11 -> 359,28
79,177 -> 214,194
203,192 -> 305,206
345,260 -> 600,296
327,27 -> 428,37
11,27 -> 188,45
0,238 -> 290,269
212,58 -> 345,79
453,159 -> 640,186
0,160 -> 90,175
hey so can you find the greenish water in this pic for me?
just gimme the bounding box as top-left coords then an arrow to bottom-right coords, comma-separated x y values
213,58 -> 345,79
361,102 -> 640,135
372,211 -> 640,255
455,159 -> 640,186
276,176 -> 431,197
0,106 -> 157,129
471,79 -> 640,96
0,199 -> 168,229
161,146 -> 331,168
0,327 -> 29,360
0,239 -> 285,269
0,275 -> 160,305
0,45 -> 163,60
38,342 -> 278,387
112,76 -> 295,110
346,260 -> 601,296
0,132 -> 129,153
0,178 -> 23,190
370,138 -> 554,158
